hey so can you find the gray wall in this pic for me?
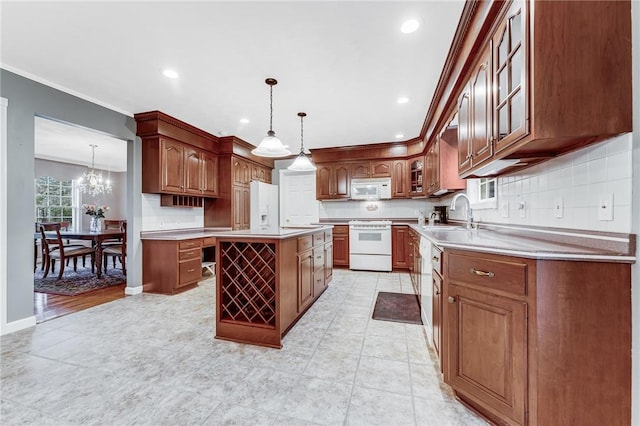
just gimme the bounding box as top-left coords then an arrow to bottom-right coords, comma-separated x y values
0,69 -> 139,323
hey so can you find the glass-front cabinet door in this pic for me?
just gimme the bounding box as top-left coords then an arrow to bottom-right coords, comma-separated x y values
493,0 -> 528,153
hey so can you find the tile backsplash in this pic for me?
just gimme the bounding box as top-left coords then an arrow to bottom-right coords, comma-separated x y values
319,198 -> 439,221
141,193 -> 204,231
447,133 -> 633,233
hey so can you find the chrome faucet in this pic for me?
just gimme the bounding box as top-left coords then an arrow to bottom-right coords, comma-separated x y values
450,192 -> 474,229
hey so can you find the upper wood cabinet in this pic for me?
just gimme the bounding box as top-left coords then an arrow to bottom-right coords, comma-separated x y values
392,160 -> 408,198
426,129 -> 465,196
458,46 -> 493,174
408,156 -> 425,197
316,163 -> 350,200
453,0 -> 631,178
351,160 -> 392,178
144,137 -> 218,197
493,1 -> 527,152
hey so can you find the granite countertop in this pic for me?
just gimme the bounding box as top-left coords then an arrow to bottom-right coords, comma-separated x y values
412,224 -> 636,263
140,225 -> 332,241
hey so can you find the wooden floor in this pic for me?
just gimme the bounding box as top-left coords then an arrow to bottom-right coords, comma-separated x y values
34,283 -> 127,323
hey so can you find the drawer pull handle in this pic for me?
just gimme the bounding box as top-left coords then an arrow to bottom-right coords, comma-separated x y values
432,256 -> 439,262
316,256 -> 322,260
187,269 -> 195,272
470,268 -> 495,278
448,296 -> 456,304
435,290 -> 440,296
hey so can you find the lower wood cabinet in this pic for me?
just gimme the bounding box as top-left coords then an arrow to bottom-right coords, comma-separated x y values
142,238 -> 204,294
391,226 -> 410,270
442,248 -> 631,425
431,246 -> 443,371
297,231 -> 331,313
332,225 -> 349,267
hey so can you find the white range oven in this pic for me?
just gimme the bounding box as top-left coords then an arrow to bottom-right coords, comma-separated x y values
348,220 -> 392,272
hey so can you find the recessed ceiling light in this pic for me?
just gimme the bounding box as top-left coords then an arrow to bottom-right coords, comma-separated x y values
239,118 -> 250,124
395,134 -> 404,139
162,69 -> 179,79
400,19 -> 420,34
397,97 -> 410,104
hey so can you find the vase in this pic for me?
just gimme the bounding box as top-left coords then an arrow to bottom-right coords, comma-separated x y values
90,216 -> 102,233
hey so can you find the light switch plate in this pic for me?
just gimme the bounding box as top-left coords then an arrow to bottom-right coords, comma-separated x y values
518,201 -> 526,218
553,197 -> 564,218
500,201 -> 509,218
598,194 -> 614,221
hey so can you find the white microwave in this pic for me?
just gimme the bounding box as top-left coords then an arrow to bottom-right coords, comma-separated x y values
351,178 -> 392,200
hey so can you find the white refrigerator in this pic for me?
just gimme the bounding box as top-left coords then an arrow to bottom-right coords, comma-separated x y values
250,181 -> 279,232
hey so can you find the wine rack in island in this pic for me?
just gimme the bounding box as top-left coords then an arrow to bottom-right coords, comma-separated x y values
215,227 -> 332,348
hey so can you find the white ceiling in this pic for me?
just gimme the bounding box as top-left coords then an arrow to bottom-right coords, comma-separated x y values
1,1 -> 465,156
34,117 -> 128,172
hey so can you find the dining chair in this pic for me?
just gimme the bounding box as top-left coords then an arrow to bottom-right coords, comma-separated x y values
103,221 -> 127,275
34,221 -> 88,272
40,223 -> 96,280
102,219 -> 125,247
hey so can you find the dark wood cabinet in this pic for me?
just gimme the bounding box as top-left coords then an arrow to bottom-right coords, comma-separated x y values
160,139 -> 186,193
350,160 -> 391,178
142,238 -> 207,294
144,137 -> 218,198
493,1 -> 527,153
442,248 -> 631,425
408,229 -> 421,293
391,160 -> 408,198
298,247 -> 314,312
447,283 -> 527,425
316,163 -> 350,200
332,225 -> 349,267
408,156 -> 425,196
458,46 -> 492,174
350,162 -> 371,178
451,0 -> 631,178
206,154 -> 272,230
371,160 -> 392,177
391,226 -> 410,270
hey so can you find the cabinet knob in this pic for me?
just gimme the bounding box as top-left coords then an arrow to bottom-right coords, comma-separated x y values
448,296 -> 456,304
435,290 -> 440,296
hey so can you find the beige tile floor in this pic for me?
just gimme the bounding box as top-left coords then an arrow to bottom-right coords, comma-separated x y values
0,269 -> 488,426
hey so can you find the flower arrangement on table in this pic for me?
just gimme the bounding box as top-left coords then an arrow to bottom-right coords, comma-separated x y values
83,204 -> 110,218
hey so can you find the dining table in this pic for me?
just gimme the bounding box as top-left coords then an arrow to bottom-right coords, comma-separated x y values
34,229 -> 125,278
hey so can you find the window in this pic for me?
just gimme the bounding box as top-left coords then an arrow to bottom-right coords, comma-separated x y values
468,177 -> 498,209
35,176 -> 74,225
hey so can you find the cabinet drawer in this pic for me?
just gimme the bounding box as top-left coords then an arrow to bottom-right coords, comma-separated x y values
333,225 -> 349,235
202,237 -> 216,247
179,239 -> 202,250
179,258 -> 201,286
313,232 -> 325,246
298,235 -> 313,252
313,248 -> 324,271
324,229 -> 333,240
447,253 -> 528,296
179,248 -> 201,261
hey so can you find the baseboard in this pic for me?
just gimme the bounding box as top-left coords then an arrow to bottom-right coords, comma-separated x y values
1,315 -> 36,336
124,285 -> 143,296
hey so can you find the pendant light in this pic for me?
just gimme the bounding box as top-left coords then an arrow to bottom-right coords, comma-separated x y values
288,112 -> 316,171
251,78 -> 291,158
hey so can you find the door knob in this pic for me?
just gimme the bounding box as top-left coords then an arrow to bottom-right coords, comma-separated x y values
448,296 -> 456,304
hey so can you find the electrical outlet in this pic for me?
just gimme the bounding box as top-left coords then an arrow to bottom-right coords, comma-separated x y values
553,197 -> 564,218
598,194 -> 614,221
500,201 -> 509,218
518,201 -> 526,218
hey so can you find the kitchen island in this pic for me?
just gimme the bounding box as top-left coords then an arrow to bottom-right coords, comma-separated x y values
213,226 -> 333,348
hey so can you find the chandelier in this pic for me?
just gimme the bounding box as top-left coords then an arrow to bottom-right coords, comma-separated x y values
288,112 -> 316,171
78,144 -> 112,197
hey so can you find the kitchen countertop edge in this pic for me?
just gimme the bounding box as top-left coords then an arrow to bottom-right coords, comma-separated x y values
141,226 -> 333,241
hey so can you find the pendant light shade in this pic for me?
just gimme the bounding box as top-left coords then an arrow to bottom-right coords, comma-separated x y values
251,78 -> 291,158
288,112 -> 316,172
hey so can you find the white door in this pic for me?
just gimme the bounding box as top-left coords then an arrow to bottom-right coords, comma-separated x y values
279,170 -> 318,226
